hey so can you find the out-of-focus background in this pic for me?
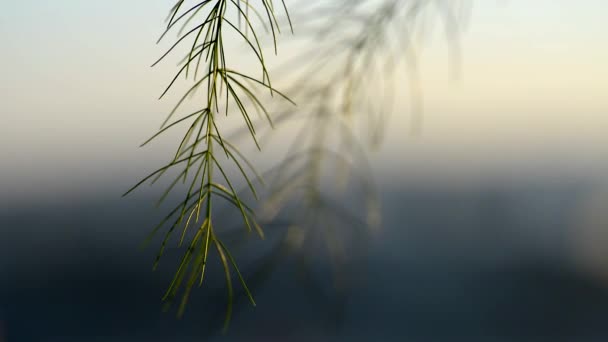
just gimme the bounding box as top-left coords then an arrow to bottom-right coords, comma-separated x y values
1,1 -> 608,341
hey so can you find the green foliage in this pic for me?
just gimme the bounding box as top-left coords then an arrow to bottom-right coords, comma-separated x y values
124,0 -> 470,331
123,0 -> 292,329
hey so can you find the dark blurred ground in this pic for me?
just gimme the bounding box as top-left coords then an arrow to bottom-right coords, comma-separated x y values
2,180 -> 608,342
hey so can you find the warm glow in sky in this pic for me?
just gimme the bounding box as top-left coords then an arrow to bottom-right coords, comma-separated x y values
0,1 -> 607,199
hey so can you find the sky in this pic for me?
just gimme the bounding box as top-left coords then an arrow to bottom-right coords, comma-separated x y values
0,0 -> 607,202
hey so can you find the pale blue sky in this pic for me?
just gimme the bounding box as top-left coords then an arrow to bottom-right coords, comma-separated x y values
0,1 -> 607,202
